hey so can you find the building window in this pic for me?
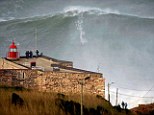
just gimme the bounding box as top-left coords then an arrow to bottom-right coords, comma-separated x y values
10,48 -> 17,52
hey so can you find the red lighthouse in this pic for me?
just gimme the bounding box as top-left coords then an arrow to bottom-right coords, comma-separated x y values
7,41 -> 19,60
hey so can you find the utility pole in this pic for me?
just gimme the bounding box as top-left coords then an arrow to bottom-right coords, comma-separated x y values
79,76 -> 90,115
35,28 -> 38,51
115,88 -> 118,105
108,83 -> 110,103
97,65 -> 100,73
108,82 -> 114,103
81,81 -> 83,115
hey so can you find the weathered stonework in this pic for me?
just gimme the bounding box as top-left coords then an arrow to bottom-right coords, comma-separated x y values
0,69 -> 105,97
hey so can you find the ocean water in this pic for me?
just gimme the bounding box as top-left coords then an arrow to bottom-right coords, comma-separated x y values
0,0 -> 154,108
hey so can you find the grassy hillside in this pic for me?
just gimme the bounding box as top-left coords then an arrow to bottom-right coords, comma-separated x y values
131,103 -> 154,115
0,86 -> 133,115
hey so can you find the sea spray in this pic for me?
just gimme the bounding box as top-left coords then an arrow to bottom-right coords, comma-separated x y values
75,13 -> 87,45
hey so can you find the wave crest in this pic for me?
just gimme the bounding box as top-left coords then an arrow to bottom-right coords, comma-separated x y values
63,6 -> 120,16
1,5 -> 154,24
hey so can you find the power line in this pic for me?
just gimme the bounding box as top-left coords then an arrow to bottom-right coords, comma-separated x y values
109,90 -> 154,99
105,85 -> 154,92
127,85 -> 154,105
142,85 -> 154,98
118,92 -> 154,99
115,86 -> 154,91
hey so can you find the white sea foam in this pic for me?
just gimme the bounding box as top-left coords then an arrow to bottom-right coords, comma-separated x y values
75,13 -> 87,45
0,17 -> 15,22
64,6 -> 102,14
63,6 -> 154,20
0,19 -> 7,22
63,6 -> 120,16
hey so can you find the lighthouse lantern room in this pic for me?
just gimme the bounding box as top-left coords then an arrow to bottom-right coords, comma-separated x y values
7,41 -> 19,60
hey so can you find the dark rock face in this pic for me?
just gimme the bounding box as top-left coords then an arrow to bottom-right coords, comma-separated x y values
55,99 -> 109,115
11,93 -> 24,106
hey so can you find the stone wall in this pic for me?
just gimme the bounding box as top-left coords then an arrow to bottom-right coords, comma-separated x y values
0,69 -> 105,98
35,72 -> 105,97
0,69 -> 37,87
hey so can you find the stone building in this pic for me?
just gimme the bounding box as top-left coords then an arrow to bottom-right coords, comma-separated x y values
0,42 -> 105,97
